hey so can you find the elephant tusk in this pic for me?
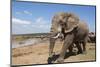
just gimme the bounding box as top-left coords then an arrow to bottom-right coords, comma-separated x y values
65,28 -> 74,33
52,33 -> 61,39
65,24 -> 78,33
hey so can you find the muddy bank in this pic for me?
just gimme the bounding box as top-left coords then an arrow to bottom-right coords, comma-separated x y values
12,41 -> 96,65
12,38 -> 49,48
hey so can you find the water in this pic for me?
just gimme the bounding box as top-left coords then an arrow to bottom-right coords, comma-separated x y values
12,38 -> 44,48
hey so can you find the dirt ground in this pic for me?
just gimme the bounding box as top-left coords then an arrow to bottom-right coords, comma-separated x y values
12,41 -> 96,65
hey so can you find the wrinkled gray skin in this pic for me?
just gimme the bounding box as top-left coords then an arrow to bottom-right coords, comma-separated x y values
88,32 -> 96,43
49,12 -> 89,63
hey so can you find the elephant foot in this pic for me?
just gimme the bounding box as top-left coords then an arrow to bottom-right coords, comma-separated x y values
73,51 -> 78,55
82,51 -> 87,54
78,51 -> 87,54
48,52 -> 56,64
57,58 -> 64,63
49,52 -> 55,58
48,57 -> 54,64
77,51 -> 82,54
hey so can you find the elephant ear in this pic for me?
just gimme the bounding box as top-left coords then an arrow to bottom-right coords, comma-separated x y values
65,13 -> 79,33
50,15 -> 59,33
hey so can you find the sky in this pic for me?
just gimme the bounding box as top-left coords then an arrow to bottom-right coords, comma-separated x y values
12,0 -> 96,34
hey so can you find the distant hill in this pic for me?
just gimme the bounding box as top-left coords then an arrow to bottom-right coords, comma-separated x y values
12,33 -> 51,40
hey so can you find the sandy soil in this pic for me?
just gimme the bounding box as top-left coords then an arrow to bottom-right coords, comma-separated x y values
12,41 -> 96,65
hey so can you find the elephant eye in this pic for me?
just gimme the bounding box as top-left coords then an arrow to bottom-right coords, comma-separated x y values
61,22 -> 65,26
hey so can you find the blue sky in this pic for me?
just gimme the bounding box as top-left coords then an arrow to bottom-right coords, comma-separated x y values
12,0 -> 96,34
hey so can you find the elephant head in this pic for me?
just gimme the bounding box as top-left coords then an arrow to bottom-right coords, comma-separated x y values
50,12 -> 79,38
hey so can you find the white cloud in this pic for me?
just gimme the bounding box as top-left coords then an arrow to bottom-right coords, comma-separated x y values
32,17 -> 50,27
12,17 -> 51,34
16,12 -> 22,14
35,17 -> 43,23
16,10 -> 32,16
23,10 -> 32,15
12,18 -> 31,24
31,17 -> 51,33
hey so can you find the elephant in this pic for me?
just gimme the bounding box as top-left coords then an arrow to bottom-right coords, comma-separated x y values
88,32 -> 96,43
48,12 -> 89,63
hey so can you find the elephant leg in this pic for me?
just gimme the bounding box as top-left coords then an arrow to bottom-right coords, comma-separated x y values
82,41 -> 87,54
57,33 -> 74,63
75,42 -> 82,54
68,44 -> 73,53
49,38 -> 56,58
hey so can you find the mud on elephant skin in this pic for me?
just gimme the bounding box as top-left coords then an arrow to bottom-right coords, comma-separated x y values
48,12 -> 89,63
